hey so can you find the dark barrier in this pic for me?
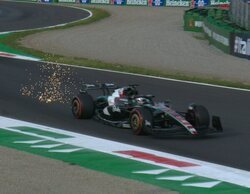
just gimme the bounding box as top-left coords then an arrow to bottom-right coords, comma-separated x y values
203,17 -> 231,53
230,32 -> 250,60
111,0 -> 126,5
184,7 -> 250,59
41,0 -> 230,7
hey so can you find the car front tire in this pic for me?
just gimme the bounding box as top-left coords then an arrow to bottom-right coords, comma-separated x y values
130,107 -> 153,135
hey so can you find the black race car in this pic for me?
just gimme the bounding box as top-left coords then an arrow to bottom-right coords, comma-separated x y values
72,83 -> 223,137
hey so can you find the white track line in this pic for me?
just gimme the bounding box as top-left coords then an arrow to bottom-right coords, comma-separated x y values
44,60 -> 250,92
0,2 -> 248,92
0,3 -> 93,35
1,116 -> 250,188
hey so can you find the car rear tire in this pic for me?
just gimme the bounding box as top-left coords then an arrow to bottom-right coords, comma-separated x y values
186,104 -> 210,128
130,107 -> 153,135
72,94 -> 94,119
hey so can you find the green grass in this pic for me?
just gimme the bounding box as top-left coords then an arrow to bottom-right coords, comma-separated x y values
1,4 -> 250,90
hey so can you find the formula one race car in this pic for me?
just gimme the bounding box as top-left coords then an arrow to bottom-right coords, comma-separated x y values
71,83 -> 223,137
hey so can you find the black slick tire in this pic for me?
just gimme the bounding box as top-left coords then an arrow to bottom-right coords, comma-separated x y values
72,94 -> 94,119
186,105 -> 210,128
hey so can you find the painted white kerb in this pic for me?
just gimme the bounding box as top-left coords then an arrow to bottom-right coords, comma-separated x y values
0,116 -> 250,188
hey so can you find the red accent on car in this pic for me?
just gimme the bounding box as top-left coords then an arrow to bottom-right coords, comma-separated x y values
115,150 -> 198,167
118,88 -> 124,97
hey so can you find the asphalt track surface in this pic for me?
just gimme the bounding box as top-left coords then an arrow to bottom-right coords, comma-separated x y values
0,1 -> 250,173
0,1 -> 90,32
0,57 -> 250,172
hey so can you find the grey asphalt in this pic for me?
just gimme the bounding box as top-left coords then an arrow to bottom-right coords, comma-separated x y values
0,57 -> 249,171
0,1 -> 90,32
0,2 -> 249,193
0,2 -> 177,193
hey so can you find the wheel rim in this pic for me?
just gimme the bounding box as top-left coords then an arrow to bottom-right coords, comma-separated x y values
131,114 -> 141,131
72,99 -> 81,118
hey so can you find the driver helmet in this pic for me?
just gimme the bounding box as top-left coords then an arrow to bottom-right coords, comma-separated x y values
119,87 -> 137,97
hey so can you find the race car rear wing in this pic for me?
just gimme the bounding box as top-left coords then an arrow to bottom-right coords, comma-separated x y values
80,83 -> 117,95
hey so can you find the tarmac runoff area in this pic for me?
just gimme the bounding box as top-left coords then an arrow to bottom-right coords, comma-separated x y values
0,146 -> 177,194
21,5 -> 250,84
